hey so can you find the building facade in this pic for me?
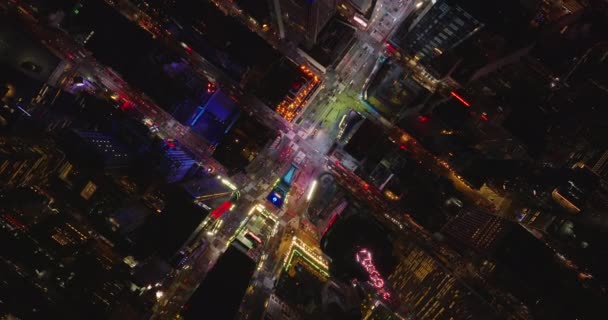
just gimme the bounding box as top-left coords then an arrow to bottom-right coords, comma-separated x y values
388,240 -> 499,319
273,0 -> 336,47
440,207 -> 511,253
391,0 -> 483,67
0,138 -> 65,189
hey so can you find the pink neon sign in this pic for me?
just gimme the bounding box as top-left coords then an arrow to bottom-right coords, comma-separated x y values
356,249 -> 391,300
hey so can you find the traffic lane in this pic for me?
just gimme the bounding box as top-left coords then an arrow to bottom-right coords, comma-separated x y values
109,0 -> 295,141
19,0 -> 306,315
368,0 -> 415,42
326,162 -> 389,212
387,129 -> 494,207
153,229 -> 234,317
236,223 -> 288,319
209,0 -> 324,78
154,246 -> 216,315
154,197 -> 257,318
99,70 -> 226,167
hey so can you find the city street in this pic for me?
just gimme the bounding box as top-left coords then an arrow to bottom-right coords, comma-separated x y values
149,1 -> 502,317
8,1 -> 499,319
2,0 -> 606,319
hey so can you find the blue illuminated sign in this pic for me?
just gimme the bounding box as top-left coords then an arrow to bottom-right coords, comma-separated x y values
266,190 -> 285,208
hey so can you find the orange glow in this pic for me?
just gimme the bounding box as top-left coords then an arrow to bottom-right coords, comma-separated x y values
551,188 -> 581,214
276,65 -> 320,121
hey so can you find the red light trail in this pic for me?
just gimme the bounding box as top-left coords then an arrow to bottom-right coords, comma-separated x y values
450,91 -> 471,107
321,200 -> 348,237
210,201 -> 231,219
321,214 -> 338,237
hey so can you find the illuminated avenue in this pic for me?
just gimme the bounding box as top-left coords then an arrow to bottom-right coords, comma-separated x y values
1,1 -> 607,320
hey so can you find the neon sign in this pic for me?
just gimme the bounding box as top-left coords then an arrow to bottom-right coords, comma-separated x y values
356,249 -> 391,300
450,91 -> 471,107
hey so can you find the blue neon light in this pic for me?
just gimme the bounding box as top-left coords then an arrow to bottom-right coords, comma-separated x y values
360,99 -> 380,116
267,191 -> 285,208
190,106 -> 206,126
281,164 -> 298,186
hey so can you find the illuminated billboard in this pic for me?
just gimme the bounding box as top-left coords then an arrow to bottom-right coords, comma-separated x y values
266,190 -> 285,208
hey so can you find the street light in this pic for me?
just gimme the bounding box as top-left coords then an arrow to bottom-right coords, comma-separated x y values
306,180 -> 318,202
221,178 -> 238,191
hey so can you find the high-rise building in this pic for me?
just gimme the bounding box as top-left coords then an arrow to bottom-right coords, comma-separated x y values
361,299 -> 405,320
0,187 -> 54,228
188,89 -> 241,146
347,0 -> 374,14
440,207 -> 512,253
0,188 -> 135,319
530,0 -> 589,28
321,201 -> 530,319
60,130 -> 132,171
181,245 -> 255,320
488,225 -> 604,319
343,119 -> 392,167
393,0 -> 543,82
0,137 -> 65,189
539,40 -> 608,164
212,113 -> 276,172
135,186 -> 212,261
301,15 -> 357,69
155,144 -> 197,183
390,0 -> 483,68
0,15 -> 61,83
336,0 -> 376,30
551,164 -> 599,215
590,149 -> 608,179
261,235 -> 361,319
388,240 -> 499,319
273,0 -> 337,47
262,294 -> 300,320
60,0 -> 217,115
263,236 -> 331,319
